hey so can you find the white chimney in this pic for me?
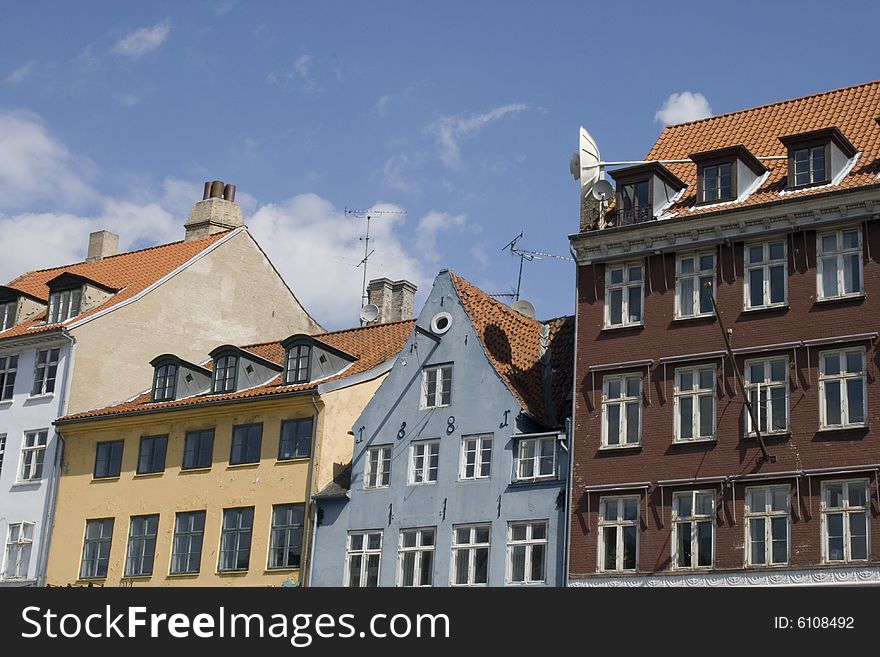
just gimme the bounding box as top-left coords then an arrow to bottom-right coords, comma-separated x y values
184,180 -> 244,241
86,230 -> 119,262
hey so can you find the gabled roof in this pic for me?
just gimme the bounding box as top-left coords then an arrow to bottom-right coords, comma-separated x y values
0,230 -> 234,340
58,319 -> 415,422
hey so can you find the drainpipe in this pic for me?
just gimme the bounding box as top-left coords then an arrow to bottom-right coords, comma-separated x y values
303,393 -> 322,587
563,245 -> 580,588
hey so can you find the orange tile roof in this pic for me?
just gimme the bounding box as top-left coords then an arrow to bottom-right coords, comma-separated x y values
0,231 -> 233,340
59,319 -> 415,422
627,80 -> 880,220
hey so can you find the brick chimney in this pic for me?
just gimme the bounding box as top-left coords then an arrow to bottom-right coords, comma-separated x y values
86,230 -> 119,262
367,278 -> 417,324
184,180 -> 244,241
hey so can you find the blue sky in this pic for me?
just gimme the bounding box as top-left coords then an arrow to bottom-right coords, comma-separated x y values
1,1 -> 878,328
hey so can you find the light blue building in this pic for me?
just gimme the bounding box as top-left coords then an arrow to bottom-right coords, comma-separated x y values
310,270 -> 573,587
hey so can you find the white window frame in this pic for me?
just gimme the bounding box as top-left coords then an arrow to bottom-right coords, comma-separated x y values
47,287 -> 82,324
460,434 -> 492,480
3,521 -> 35,580
345,530 -> 382,587
0,354 -> 17,401
421,364 -> 452,409
451,523 -> 491,587
397,527 -> 435,587
744,485 -> 790,567
506,520 -> 548,585
675,251 -> 716,319
0,300 -> 16,331
514,435 -> 557,482
819,348 -> 867,430
597,496 -> 639,573
601,374 -> 642,448
673,366 -> 716,442
31,348 -> 60,396
408,440 -> 440,485
364,445 -> 392,489
744,240 -> 787,310
124,514 -> 158,577
672,490 -> 715,570
19,429 -> 48,482
744,357 -> 789,436
604,261 -> 644,328
821,479 -> 869,564
817,227 -> 863,300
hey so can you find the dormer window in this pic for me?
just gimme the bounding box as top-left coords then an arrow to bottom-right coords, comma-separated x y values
285,343 -> 311,384
47,288 -> 81,324
690,145 -> 767,206
212,354 -> 238,393
152,363 -> 178,402
609,163 -> 685,227
792,145 -> 826,186
0,300 -> 15,331
620,180 -> 650,225
701,163 -> 733,203
780,127 -> 857,190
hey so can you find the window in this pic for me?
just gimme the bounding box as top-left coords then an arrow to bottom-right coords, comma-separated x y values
0,301 -> 15,331
0,434 -> 5,475
817,228 -> 862,300
285,344 -> 311,384
4,522 -> 34,580
346,530 -> 382,587
136,435 -> 167,474
398,527 -> 435,587
278,418 -> 313,460
507,520 -> 547,584
364,445 -> 392,489
744,241 -> 786,309
675,252 -> 715,318
230,423 -> 262,465
604,262 -> 643,328
269,503 -> 304,569
745,486 -> 789,567
672,490 -> 714,569
218,507 -> 254,572
599,497 -> 639,573
182,429 -> 214,470
170,511 -> 205,575
515,435 -> 556,481
212,355 -> 237,393
619,180 -> 651,225
822,480 -> 869,563
819,348 -> 866,429
47,288 -> 81,324
700,162 -> 733,203
80,518 -> 114,579
602,374 -> 642,447
152,363 -> 177,402
745,357 -> 789,436
31,348 -> 59,396
409,440 -> 440,484
0,354 -> 17,400
422,364 -> 452,408
94,440 -> 124,479
125,514 -> 158,577
792,144 -> 827,187
674,366 -> 716,442
452,524 -> 490,586
20,430 -> 48,481
460,434 -> 492,480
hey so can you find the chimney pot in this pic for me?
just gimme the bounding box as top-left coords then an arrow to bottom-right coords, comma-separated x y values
209,180 -> 225,199
202,181 -> 212,200
86,230 -> 120,262
223,183 -> 236,202
184,181 -> 244,241
367,278 -> 417,324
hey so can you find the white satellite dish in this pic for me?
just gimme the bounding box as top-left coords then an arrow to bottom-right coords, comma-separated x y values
359,303 -> 379,323
576,126 -> 603,194
591,179 -> 614,201
511,299 -> 536,320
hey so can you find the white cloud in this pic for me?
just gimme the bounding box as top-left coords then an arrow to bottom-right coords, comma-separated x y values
267,53 -> 316,93
212,0 -> 238,16
383,154 -> 419,194
414,211 -> 479,262
111,19 -> 171,58
374,94 -> 393,117
654,91 -> 713,126
6,60 -> 37,84
428,103 -> 528,168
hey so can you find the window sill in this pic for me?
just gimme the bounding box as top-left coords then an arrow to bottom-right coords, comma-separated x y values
671,314 -> 715,323
180,466 -> 212,474
598,444 -> 642,452
121,575 -> 153,581
815,293 -> 865,305
133,472 -> 164,479
457,477 -> 491,483
11,480 -> 43,488
601,322 -> 644,332
510,476 -> 559,486
265,567 -> 301,574
420,404 -> 451,411
363,486 -> 390,491
216,570 -> 249,576
741,304 -> 788,314
816,424 -> 868,434
226,462 -> 260,470
26,393 -> 55,401
0,400 -> 12,408
407,481 -> 438,487
743,431 -> 790,441
166,572 -> 200,578
77,578 -> 107,584
276,456 -> 311,463
91,476 -> 121,482
671,438 -> 717,445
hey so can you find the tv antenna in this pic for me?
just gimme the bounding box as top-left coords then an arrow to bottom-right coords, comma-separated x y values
345,207 -> 406,314
500,231 -> 573,302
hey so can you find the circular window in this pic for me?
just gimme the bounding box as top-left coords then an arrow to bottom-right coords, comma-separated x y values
430,312 -> 452,335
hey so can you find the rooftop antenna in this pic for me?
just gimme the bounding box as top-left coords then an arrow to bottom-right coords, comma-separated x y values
501,231 -> 573,302
345,207 -> 406,318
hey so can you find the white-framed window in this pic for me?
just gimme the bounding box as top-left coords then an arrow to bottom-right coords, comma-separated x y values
80,518 -> 114,579
451,524 -> 490,586
672,490 -> 715,569
675,251 -> 715,318
211,354 -> 237,393
674,366 -> 716,442
421,364 -> 452,409
0,300 -> 15,331
514,435 -> 556,481
268,503 -> 304,570
745,486 -> 790,567
409,440 -> 439,485
604,261 -> 643,328
822,480 -> 869,563
19,429 -> 48,481
3,522 -> 34,580
364,445 -> 392,489
0,354 -> 17,401
744,357 -> 789,436
124,514 -> 158,577
47,288 -> 81,324
398,527 -> 435,587
507,520 -> 547,584
31,348 -> 59,396
819,348 -> 867,429
218,507 -> 254,572
744,240 -> 786,309
460,434 -> 492,480
346,530 -> 382,587
817,228 -> 862,300
602,374 -> 642,447
598,496 -> 639,573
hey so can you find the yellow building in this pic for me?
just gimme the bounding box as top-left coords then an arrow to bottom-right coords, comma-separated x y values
46,319 -> 413,587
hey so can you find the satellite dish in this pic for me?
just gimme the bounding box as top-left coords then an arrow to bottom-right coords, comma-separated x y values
577,126 -> 603,194
591,179 -> 614,201
511,299 -> 536,320
359,303 -> 379,323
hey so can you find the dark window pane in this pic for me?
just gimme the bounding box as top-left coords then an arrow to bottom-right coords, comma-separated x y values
279,418 -> 313,460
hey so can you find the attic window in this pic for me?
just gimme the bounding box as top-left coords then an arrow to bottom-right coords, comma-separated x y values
700,162 -> 734,203
780,128 -> 857,190
609,162 -> 685,227
152,363 -> 178,402
793,144 -> 827,186
47,287 -> 81,324
285,344 -> 311,385
0,300 -> 15,331
619,180 -> 651,225
212,354 -> 238,393
690,145 -> 767,206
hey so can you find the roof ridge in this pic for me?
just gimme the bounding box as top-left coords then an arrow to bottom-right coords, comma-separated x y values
448,270 -> 543,328
239,318 -> 416,350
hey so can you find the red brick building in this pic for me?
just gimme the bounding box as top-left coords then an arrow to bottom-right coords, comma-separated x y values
568,81 -> 880,586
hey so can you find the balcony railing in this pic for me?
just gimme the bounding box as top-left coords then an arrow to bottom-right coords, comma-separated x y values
614,204 -> 654,227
